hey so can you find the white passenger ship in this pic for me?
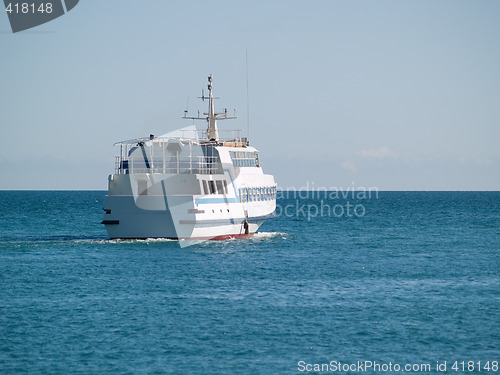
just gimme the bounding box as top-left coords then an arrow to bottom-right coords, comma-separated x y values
102,75 -> 277,240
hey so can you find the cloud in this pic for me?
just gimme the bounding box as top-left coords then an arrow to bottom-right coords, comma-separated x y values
459,157 -> 493,166
356,146 -> 397,160
341,160 -> 358,173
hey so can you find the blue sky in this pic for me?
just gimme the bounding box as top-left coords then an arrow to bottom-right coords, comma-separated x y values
1,0 -> 499,190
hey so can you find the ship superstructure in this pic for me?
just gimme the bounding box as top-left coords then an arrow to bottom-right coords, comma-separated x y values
102,75 -> 277,241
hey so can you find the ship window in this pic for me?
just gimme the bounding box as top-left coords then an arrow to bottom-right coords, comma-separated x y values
209,181 -> 216,194
216,180 -> 224,194
223,180 -> 228,194
229,150 -> 260,168
202,180 -> 209,195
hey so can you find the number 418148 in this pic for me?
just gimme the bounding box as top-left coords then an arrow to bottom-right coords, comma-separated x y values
452,361 -> 498,372
5,3 -> 53,14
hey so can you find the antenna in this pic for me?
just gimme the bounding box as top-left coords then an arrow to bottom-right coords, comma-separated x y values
184,96 -> 190,118
183,75 -> 237,142
246,49 -> 250,145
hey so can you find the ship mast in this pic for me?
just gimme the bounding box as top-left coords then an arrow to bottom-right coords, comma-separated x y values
207,75 -> 218,140
184,75 -> 236,142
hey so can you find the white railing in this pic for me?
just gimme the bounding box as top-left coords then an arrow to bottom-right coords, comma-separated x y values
177,129 -> 244,143
115,129 -> 245,147
113,130 -> 244,175
115,155 -> 222,175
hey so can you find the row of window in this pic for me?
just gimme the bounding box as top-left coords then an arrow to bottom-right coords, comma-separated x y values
229,151 -> 260,168
239,186 -> 277,203
200,179 -> 277,203
202,180 -> 228,195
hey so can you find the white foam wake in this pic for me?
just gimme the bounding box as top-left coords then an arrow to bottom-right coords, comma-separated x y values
252,231 -> 288,240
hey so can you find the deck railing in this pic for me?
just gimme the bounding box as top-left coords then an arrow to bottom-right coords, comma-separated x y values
115,155 -> 222,175
177,129 -> 244,143
113,130 -> 245,175
115,129 -> 245,147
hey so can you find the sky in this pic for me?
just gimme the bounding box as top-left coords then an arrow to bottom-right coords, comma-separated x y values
1,0 -> 499,190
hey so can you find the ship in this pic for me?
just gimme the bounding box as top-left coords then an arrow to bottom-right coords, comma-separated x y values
101,75 -> 277,242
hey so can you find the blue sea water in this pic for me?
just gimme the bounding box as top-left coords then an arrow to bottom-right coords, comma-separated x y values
0,191 -> 499,374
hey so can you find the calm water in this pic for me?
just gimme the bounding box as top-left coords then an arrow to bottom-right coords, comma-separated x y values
0,191 -> 499,374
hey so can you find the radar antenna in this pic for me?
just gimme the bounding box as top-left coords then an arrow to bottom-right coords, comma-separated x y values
183,75 -> 236,141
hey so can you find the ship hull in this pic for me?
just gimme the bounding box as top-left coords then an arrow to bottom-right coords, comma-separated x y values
102,193 -> 272,240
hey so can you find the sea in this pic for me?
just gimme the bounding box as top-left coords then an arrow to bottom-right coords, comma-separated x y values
0,191 -> 499,374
